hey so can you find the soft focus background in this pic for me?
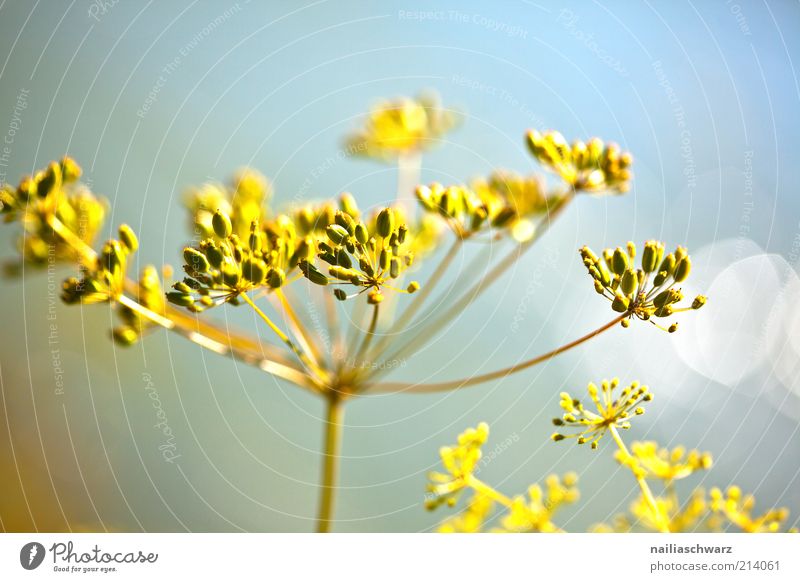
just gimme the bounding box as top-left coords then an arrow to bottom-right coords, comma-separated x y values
1,0 -> 798,532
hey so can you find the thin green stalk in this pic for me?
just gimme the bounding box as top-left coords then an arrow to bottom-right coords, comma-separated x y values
610,425 -> 670,533
353,303 -> 380,369
316,394 -> 344,533
367,313 -> 625,394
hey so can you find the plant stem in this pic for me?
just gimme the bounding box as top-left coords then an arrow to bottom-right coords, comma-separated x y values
276,288 -> 323,369
368,313 -> 626,394
316,394 -> 344,533
117,294 -> 317,391
467,475 -> 514,508
610,425 -> 670,533
353,303 -> 379,368
241,293 -> 328,383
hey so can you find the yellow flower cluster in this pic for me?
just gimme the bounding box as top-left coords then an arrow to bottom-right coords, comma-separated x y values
428,424 -> 579,533
415,171 -> 562,242
346,93 -> 460,161
426,422 -> 489,510
616,441 -> 712,481
551,379 -> 653,449
580,241 -> 706,332
305,206 -> 420,305
526,129 -> 632,193
0,157 -> 106,273
168,211 -> 313,311
710,486 -> 793,533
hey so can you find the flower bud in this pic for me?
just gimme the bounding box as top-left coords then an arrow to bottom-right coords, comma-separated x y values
674,257 -> 691,282
212,210 -> 232,239
692,295 -> 707,310
118,224 -> 139,253
326,224 -> 349,245
611,247 -> 628,275
376,208 -> 395,237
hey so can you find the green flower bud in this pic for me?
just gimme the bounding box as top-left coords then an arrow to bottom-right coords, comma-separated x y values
692,295 -> 707,310
611,293 -> 630,313
300,261 -> 329,286
326,224 -> 349,245
611,247 -> 628,275
659,253 -> 676,277
212,210 -> 232,239
221,263 -> 240,287
166,291 -> 195,307
390,257 -> 400,279
205,245 -> 224,269
376,208 -> 395,238
354,223 -> 369,245
242,258 -> 267,284
267,267 -> 285,289
333,288 -> 347,301
641,241 -> 663,273
118,224 -> 139,253
112,326 -> 139,346
673,257 -> 691,282
184,248 -> 210,273
620,268 -> 637,296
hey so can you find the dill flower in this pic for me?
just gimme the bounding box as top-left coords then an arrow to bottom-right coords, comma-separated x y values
593,490 -> 715,533
526,130 -> 632,193
1,157 -> 106,273
496,473 -> 579,533
551,379 -> 652,449
415,172 -> 563,243
303,206 -> 420,304
710,486 -> 793,533
470,170 -> 553,242
346,92 -> 460,161
61,224 -> 139,305
616,441 -> 712,481
168,211 -> 313,311
426,422 -> 489,510
580,240 -> 706,332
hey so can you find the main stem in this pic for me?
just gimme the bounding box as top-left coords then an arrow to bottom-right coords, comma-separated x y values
316,394 -> 344,533
610,425 -> 670,533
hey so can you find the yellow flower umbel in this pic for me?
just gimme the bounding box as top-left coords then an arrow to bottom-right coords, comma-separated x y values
580,240 -> 707,332
551,379 -> 652,449
426,423 -> 489,510
1,157 -> 106,274
415,172 -> 562,243
602,489 -> 712,533
526,130 -> 632,193
303,206 -> 420,305
496,474 -> 579,533
710,486 -> 793,533
427,423 -> 580,533
471,170 -> 553,242
168,211 -> 313,312
616,441 -> 712,481
347,93 -> 459,161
